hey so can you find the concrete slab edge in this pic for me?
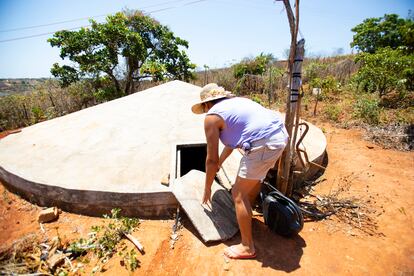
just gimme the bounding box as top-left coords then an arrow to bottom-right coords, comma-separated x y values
0,166 -> 178,218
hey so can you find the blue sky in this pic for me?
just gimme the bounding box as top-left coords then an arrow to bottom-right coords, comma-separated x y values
0,0 -> 412,78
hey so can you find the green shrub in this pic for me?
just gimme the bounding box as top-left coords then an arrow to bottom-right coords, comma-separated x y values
394,107 -> 414,124
94,86 -> 121,102
69,208 -> 139,261
233,53 -> 274,78
310,76 -> 338,92
31,106 -> 45,123
309,76 -> 340,103
0,94 -> 30,131
352,47 -> 414,96
323,104 -> 342,122
250,94 -> 265,106
304,61 -> 328,83
353,94 -> 381,125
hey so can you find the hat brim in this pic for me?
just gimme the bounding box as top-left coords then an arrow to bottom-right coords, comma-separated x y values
191,94 -> 234,114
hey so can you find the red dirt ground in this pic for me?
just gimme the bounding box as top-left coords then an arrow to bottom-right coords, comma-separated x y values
1,123 -> 413,275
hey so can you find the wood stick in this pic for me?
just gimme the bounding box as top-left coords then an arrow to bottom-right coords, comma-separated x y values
277,0 -> 301,195
124,233 -> 145,254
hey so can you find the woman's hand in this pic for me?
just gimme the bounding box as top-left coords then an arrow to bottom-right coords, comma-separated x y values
202,186 -> 212,204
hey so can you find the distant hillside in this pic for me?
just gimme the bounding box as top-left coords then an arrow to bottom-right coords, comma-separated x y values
0,79 -> 48,96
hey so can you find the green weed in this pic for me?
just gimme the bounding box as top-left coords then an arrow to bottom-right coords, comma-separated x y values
323,104 -> 342,122
2,189 -> 11,204
250,94 -> 265,106
68,208 -> 140,269
124,249 -> 140,271
353,95 -> 381,125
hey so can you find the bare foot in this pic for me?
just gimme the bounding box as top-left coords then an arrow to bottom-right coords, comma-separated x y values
224,244 -> 256,259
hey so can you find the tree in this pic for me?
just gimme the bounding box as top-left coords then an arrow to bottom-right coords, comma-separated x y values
303,61 -> 327,83
353,47 -> 414,96
49,10 -> 195,97
350,14 -> 414,54
232,53 -> 275,78
310,76 -> 338,93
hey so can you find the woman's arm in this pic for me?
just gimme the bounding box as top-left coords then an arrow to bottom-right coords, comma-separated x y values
202,114 -> 222,204
219,146 -> 233,167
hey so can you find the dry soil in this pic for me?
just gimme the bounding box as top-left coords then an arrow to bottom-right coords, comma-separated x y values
0,123 -> 413,275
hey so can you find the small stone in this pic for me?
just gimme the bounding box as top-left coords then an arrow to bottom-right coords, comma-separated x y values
346,255 -> 354,261
47,253 -> 66,269
38,207 -> 59,223
92,266 -> 99,273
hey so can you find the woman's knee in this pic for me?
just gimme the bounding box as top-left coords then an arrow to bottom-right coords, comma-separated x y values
232,177 -> 259,201
231,186 -> 243,202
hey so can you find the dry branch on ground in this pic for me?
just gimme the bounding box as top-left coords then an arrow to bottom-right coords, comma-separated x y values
298,172 -> 382,236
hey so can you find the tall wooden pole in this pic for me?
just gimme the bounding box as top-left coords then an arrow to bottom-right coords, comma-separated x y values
288,39 -> 305,195
276,0 -> 302,195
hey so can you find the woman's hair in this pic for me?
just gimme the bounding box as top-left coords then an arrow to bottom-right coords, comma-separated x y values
209,98 -> 226,106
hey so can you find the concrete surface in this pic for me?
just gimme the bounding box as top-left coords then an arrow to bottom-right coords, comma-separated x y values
172,170 -> 238,242
0,80 -> 326,216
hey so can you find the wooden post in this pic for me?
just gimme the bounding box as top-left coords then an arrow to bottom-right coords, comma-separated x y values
313,88 -> 320,116
268,66 -> 273,106
276,0 -> 302,195
277,40 -> 304,195
289,53 -> 305,195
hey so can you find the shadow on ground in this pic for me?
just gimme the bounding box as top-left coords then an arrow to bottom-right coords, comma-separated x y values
182,214 -> 305,273
251,218 -> 305,272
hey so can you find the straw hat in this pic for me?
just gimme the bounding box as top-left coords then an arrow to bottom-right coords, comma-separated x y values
191,83 -> 235,114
